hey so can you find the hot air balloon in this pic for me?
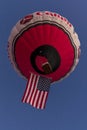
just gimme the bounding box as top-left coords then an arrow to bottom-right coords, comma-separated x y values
8,11 -> 81,109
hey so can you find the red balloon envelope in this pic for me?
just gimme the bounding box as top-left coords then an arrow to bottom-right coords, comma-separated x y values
8,11 -> 81,109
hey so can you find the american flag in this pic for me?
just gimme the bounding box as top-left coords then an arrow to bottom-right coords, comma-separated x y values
22,73 -> 51,109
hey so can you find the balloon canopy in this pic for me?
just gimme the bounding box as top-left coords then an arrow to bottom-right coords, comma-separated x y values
8,11 -> 81,109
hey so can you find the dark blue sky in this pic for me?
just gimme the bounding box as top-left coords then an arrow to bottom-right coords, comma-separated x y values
0,1 -> 87,130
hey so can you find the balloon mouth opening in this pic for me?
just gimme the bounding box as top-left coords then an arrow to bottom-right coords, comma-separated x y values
30,45 -> 61,75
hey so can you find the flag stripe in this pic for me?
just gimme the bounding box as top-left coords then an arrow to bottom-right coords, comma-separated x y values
22,73 -> 33,102
26,74 -> 37,103
44,92 -> 49,108
28,75 -> 38,103
33,90 -> 40,108
24,73 -> 34,103
39,91 -> 45,109
40,91 -> 47,109
30,76 -> 40,105
37,91 -> 44,109
41,92 -> 48,109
